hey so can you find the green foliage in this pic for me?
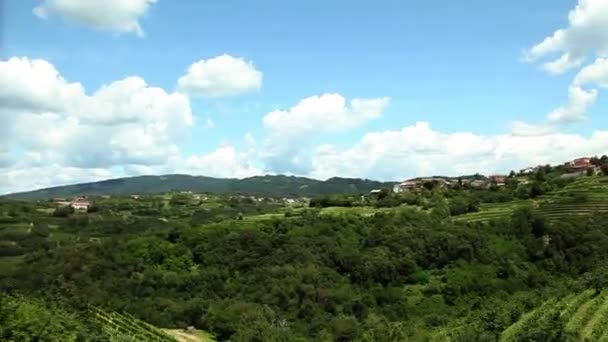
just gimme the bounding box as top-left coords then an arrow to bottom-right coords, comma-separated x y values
53,205 -> 74,217
2,177 -> 608,341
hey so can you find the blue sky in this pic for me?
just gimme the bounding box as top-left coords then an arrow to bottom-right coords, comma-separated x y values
1,0 -> 607,193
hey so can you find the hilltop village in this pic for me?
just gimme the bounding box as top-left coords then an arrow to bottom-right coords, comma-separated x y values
386,156 -> 605,194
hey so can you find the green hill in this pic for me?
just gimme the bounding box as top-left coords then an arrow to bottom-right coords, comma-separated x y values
0,174 -> 395,200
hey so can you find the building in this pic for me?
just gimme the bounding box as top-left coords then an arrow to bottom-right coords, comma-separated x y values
398,179 -> 423,191
70,197 -> 90,211
392,184 -> 403,193
567,157 -> 592,172
489,175 -> 507,186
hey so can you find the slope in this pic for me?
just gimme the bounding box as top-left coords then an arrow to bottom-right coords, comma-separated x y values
1,174 -> 395,200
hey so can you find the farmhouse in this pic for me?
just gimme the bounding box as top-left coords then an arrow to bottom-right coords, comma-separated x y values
489,175 -> 507,186
70,197 -> 90,211
567,157 -> 592,172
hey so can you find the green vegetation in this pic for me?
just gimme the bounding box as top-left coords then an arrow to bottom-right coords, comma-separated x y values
2,160 -> 608,340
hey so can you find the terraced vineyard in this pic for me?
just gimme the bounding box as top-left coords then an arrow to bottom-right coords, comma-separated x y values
500,289 -> 608,341
454,177 -> 608,223
536,177 -> 608,221
89,306 -> 178,341
452,200 -> 535,223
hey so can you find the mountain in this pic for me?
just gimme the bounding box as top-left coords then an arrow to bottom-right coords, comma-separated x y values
1,174 -> 396,200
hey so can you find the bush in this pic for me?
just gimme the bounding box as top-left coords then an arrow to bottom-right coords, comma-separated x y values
52,206 -> 74,217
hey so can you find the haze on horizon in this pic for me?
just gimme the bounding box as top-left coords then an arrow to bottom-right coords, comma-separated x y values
1,0 -> 608,195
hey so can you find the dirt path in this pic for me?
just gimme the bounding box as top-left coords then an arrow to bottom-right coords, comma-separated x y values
162,329 -> 201,342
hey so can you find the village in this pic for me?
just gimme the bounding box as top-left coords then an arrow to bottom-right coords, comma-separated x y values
384,156 -> 605,194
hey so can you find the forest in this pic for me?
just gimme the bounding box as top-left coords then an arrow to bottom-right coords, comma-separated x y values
2,162 -> 608,341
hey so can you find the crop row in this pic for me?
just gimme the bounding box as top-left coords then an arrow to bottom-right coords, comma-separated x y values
90,306 -> 177,341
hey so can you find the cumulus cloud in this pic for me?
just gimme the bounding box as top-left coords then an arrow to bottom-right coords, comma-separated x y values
574,57 -> 608,87
524,0 -> 608,74
545,58 -> 608,124
181,145 -> 261,179
509,121 -> 555,137
547,86 -> 598,123
177,54 -> 263,97
261,93 -> 390,174
308,122 -> 608,181
2,164 -> 115,195
33,0 -> 157,37
0,57 -> 192,183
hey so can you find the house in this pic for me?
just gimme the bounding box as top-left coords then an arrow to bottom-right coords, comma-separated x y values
131,195 -> 140,199
516,178 -> 530,185
489,175 -> 507,186
70,197 -> 90,211
369,189 -> 382,195
567,157 -> 592,172
398,179 -> 423,191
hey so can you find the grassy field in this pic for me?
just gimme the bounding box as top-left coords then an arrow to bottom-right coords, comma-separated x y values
454,177 -> 608,223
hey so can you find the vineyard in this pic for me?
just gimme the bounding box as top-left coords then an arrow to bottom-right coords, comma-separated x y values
454,177 -> 608,223
500,289 -> 608,341
89,306 -> 179,341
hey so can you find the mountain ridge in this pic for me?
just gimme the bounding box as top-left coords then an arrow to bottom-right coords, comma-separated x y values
1,174 -> 396,200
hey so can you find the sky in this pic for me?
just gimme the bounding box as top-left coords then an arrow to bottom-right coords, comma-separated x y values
1,0 -> 608,194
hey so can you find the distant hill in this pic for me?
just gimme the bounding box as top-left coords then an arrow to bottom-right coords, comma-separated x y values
1,174 -> 396,200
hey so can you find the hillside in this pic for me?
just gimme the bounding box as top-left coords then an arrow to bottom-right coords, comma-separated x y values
1,174 -> 394,200
453,177 -> 608,223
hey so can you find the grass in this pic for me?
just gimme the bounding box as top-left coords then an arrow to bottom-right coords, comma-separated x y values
0,255 -> 25,273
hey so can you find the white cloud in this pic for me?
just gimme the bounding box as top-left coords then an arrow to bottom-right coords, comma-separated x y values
177,54 -> 263,97
181,145 -> 261,179
308,122 -> 608,181
524,0 -> 608,74
2,164 -> 114,195
263,94 -> 389,139
543,55 -> 608,126
205,118 -> 215,128
0,57 -> 193,172
574,57 -> 608,87
261,93 -> 390,174
33,0 -> 157,37
547,86 -> 597,123
0,57 -> 84,112
509,121 -> 555,137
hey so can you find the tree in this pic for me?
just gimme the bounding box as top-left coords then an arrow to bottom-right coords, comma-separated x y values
601,165 -> 608,176
377,188 -> 390,200
509,170 -> 516,178
587,168 -> 595,177
31,221 -> 49,238
52,205 -> 74,217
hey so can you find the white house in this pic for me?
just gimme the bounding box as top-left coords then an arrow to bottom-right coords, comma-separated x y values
70,197 -> 90,211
